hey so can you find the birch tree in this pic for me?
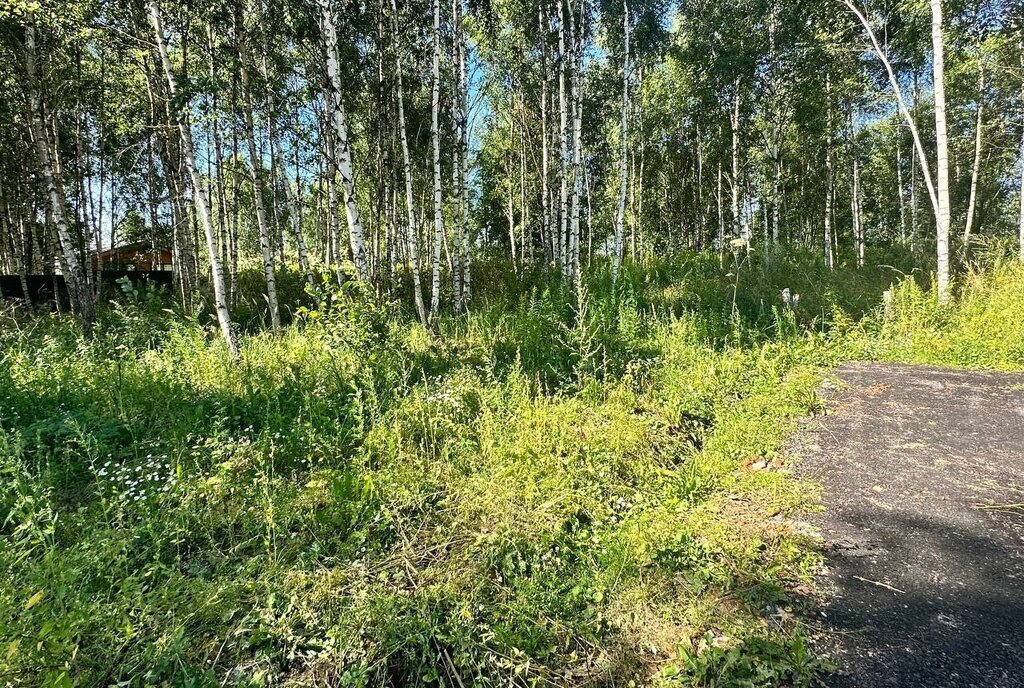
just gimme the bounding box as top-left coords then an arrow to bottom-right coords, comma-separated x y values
567,0 -> 585,286
235,3 -> 280,330
1019,39 -> 1024,263
429,0 -> 444,319
455,0 -> 470,309
558,0 -> 570,272
612,0 -> 629,283
842,0 -> 948,300
963,67 -> 984,244
390,0 -> 429,328
23,19 -> 95,332
318,0 -> 369,282
148,0 -> 238,357
930,0 -> 951,301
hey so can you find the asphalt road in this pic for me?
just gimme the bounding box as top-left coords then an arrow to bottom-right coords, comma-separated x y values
793,362 -> 1024,688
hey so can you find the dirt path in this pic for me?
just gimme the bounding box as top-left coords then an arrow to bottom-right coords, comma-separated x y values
793,362 -> 1024,688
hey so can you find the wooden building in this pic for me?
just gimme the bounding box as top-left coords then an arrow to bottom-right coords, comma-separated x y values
90,241 -> 173,272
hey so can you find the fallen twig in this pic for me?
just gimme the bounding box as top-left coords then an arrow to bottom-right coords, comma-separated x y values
974,502 -> 1024,511
852,575 -> 905,594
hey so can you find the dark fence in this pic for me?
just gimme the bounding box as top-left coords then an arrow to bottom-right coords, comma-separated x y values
0,271 -> 174,309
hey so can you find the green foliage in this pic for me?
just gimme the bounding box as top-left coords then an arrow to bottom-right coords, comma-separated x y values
842,257 -> 1024,369
1,253 -> 1022,686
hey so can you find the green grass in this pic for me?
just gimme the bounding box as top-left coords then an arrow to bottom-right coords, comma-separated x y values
1,249 -> 1022,687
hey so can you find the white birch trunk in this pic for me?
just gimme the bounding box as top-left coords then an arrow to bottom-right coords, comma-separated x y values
319,0 -> 369,282
429,0 -> 444,319
237,17 -> 280,330
148,0 -> 237,356
930,0 -> 951,301
896,130 -> 908,245
824,76 -> 834,269
853,152 -> 864,267
390,0 -> 429,327
458,4 -> 470,308
1019,46 -> 1024,263
568,3 -> 584,285
451,0 -> 464,309
1019,122 -> 1024,263
540,3 -> 552,265
771,151 -> 782,247
731,81 -> 743,244
24,21 -> 94,331
612,0 -> 629,284
963,68 -> 984,244
716,158 -> 724,261
558,1 -> 569,272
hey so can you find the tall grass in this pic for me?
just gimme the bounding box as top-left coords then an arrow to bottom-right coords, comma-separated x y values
0,250 -> 1020,687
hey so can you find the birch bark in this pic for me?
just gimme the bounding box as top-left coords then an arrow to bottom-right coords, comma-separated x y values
930,0 -> 951,301
963,68 -> 984,244
429,0 -> 444,319
612,0 -> 629,283
148,0 -> 238,356
568,2 -> 584,285
1019,45 -> 1024,263
236,6 -> 280,330
730,81 -> 743,244
390,0 -> 429,327
558,1 -> 569,272
318,0 -> 369,281
24,20 -> 95,332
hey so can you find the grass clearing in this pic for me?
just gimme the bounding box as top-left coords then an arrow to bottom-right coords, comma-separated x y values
2,251 -> 1023,687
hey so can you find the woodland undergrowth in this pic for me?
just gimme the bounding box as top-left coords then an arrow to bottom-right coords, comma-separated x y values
2,247 -> 1023,687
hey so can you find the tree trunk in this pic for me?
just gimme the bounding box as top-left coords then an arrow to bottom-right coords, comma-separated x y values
557,0 -> 569,272
459,39 -> 471,309
771,150 -> 782,247
963,67 -> 984,244
930,0 -> 951,301
1019,45 -> 1024,263
236,5 -> 280,330
390,0 -> 429,328
731,81 -> 743,245
429,0 -> 444,319
568,3 -> 584,286
540,2 -> 552,265
612,0 -> 629,283
148,0 -> 238,356
451,0 -> 463,308
716,158 -> 724,263
319,0 -> 369,281
208,24 -> 230,276
824,76 -> 834,269
852,147 -> 864,267
896,129 -> 908,245
24,21 -> 95,333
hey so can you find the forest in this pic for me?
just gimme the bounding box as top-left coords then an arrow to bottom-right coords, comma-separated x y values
1,0 -> 1023,685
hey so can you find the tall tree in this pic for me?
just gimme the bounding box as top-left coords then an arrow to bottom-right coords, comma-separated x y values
318,0 -> 369,281
148,0 -> 238,357
612,0 -> 629,283
930,0 -> 951,301
235,2 -> 280,330
429,0 -> 444,319
23,19 -> 95,332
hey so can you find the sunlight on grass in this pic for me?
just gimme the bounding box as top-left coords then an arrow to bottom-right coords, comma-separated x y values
1,253 -> 1021,686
